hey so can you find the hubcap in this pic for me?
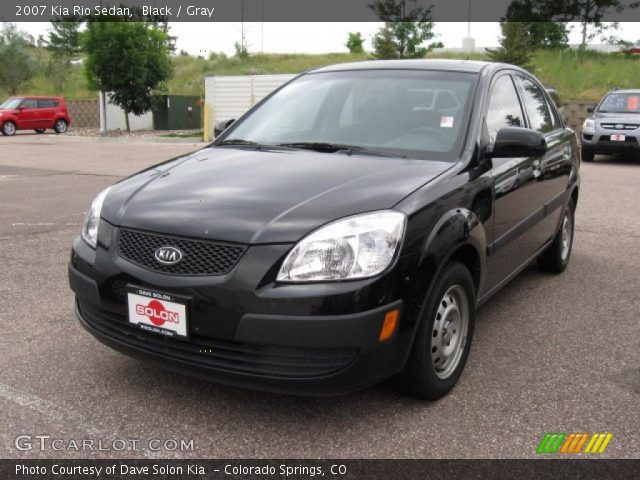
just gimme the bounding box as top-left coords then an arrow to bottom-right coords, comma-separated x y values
56,120 -> 67,132
561,210 -> 572,261
4,123 -> 15,135
431,285 -> 469,379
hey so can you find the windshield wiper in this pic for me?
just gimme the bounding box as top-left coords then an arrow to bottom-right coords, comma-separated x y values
216,139 -> 297,151
217,139 -> 260,146
275,142 -> 405,158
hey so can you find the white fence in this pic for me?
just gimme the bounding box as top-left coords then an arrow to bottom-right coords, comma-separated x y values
99,92 -> 154,132
204,74 -> 295,140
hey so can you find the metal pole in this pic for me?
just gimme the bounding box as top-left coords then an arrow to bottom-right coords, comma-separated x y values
100,91 -> 107,135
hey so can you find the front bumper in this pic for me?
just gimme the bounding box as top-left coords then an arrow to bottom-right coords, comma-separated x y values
69,229 -> 414,396
582,131 -> 640,155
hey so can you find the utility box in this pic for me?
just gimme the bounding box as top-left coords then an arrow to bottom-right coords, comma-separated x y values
153,95 -> 202,130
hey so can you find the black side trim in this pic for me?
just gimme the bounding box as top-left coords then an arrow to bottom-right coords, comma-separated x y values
487,188 -> 570,257
545,189 -> 568,216
478,238 -> 553,306
487,206 -> 545,256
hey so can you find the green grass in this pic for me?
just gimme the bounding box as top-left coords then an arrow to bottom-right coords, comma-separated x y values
3,49 -> 638,102
426,49 -> 640,100
531,50 -> 640,101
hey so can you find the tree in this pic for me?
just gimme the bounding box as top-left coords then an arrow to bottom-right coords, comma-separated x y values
560,1 -> 638,52
0,24 -> 37,94
526,22 -> 570,48
372,26 -> 397,59
47,19 -> 81,58
486,22 -> 533,70
346,32 -> 365,54
83,21 -> 173,131
44,19 -> 82,94
505,1 -> 570,48
234,40 -> 249,59
369,0 -> 439,59
505,0 -> 638,53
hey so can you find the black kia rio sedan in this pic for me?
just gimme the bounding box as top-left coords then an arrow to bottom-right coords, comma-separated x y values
69,60 -> 579,399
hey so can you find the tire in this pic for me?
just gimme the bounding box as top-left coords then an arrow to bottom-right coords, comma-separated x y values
400,261 -> 476,400
1,121 -> 17,136
35,128 -> 46,134
581,146 -> 594,162
54,119 -> 68,134
538,199 -> 575,274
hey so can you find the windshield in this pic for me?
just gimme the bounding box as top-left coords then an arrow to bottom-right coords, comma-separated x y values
0,98 -> 23,109
220,69 -> 478,161
598,92 -> 639,113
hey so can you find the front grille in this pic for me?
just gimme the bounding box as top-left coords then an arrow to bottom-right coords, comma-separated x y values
600,123 -> 639,131
77,300 -> 357,378
118,228 -> 246,276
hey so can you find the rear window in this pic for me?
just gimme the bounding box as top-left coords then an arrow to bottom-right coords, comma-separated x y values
37,99 -> 58,108
599,93 -> 640,113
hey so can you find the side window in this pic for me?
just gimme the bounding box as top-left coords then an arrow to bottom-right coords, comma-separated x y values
37,99 -> 56,108
486,75 -> 524,143
517,77 -> 554,133
20,99 -> 37,109
545,97 -> 561,130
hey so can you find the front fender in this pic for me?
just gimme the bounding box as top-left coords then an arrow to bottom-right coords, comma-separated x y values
396,207 -> 487,353
0,114 -> 18,125
420,208 -> 486,270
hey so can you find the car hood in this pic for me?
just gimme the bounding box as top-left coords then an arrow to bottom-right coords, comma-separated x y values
595,112 -> 640,124
101,147 -> 451,244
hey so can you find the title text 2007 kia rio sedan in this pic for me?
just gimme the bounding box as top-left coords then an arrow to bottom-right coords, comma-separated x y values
69,60 -> 579,399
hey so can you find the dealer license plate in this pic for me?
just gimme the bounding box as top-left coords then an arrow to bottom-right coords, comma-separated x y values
126,286 -> 189,339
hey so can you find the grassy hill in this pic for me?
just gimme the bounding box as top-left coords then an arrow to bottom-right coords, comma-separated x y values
3,49 -> 638,102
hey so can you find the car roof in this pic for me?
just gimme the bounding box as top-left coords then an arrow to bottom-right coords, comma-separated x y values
15,96 -> 64,100
309,59 -> 514,74
606,89 -> 640,94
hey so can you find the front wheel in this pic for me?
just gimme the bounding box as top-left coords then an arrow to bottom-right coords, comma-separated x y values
54,119 -> 68,134
400,261 -> 476,400
538,199 -> 575,273
581,146 -> 594,162
2,121 -> 17,136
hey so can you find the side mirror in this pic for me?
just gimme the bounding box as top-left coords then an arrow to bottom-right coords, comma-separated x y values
587,106 -> 595,113
18,106 -> 26,111
490,127 -> 547,158
214,118 -> 235,137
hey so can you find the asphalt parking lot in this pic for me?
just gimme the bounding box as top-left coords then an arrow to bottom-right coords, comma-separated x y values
1,133 -> 638,459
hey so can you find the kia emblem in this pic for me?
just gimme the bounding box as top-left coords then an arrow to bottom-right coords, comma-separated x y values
154,246 -> 183,265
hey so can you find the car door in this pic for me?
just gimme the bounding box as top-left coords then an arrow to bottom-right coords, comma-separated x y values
482,73 -> 551,292
17,98 -> 38,128
36,98 -> 58,128
514,75 -> 574,242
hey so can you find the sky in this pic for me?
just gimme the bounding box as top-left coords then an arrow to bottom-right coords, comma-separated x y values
16,22 -> 639,56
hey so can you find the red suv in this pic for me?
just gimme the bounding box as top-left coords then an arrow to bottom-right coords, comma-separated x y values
0,96 -> 72,136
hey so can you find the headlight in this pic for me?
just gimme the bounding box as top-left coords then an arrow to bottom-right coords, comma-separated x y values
277,210 -> 406,282
81,187 -> 112,248
582,118 -> 595,132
